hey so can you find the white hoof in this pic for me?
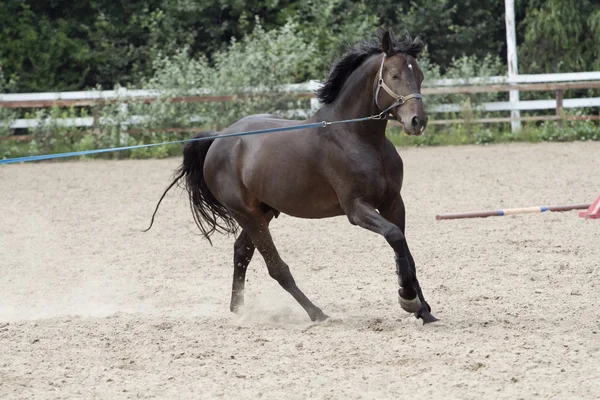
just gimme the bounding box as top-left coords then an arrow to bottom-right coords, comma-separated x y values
399,295 -> 421,313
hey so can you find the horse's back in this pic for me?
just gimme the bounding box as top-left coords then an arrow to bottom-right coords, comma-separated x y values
222,114 -> 304,134
206,113 -> 294,170
206,113 -> 309,167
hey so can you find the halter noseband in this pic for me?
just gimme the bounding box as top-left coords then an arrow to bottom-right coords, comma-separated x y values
374,53 -> 422,120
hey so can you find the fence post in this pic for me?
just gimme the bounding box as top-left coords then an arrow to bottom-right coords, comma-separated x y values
92,105 -> 100,134
505,0 -> 521,133
555,89 -> 564,127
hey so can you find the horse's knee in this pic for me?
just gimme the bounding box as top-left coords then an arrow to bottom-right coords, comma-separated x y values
383,226 -> 405,250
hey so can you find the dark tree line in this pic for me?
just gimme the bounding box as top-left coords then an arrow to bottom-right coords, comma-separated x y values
1,0 -> 598,92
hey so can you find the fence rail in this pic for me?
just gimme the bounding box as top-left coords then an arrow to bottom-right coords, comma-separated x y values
1,72 -> 599,137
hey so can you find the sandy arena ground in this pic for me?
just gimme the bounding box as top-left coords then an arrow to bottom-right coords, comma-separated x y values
1,142 -> 599,399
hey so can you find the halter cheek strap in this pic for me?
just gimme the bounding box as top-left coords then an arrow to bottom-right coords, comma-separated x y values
374,54 -> 423,120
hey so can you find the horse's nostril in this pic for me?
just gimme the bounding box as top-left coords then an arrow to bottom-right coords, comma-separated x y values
411,116 -> 420,128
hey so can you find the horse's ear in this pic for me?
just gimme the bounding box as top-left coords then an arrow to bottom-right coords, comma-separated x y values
381,30 -> 394,57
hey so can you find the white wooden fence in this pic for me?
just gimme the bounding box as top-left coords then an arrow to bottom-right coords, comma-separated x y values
1,72 -> 600,132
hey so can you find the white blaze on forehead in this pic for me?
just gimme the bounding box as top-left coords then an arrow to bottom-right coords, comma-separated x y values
408,63 -> 413,72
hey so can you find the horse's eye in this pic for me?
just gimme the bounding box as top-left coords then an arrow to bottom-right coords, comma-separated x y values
391,74 -> 400,80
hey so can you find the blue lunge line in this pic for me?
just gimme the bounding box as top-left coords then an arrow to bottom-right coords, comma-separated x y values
0,115 -> 383,165
1,118 -> 371,165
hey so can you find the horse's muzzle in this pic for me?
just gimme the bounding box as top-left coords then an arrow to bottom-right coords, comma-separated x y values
403,115 -> 428,136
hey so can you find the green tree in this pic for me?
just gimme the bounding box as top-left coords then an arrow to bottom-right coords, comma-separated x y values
2,0 -> 599,93
518,0 -> 600,73
363,0 -> 508,71
0,0 -> 302,92
0,1 -> 94,91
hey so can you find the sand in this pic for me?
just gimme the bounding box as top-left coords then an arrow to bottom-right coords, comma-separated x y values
1,142 -> 599,399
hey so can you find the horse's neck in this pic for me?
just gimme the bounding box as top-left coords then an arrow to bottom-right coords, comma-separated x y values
323,55 -> 387,136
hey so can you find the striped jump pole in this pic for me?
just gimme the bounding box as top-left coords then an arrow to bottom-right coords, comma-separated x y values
436,203 -> 591,221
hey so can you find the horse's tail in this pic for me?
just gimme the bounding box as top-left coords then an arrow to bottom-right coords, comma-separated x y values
143,131 -> 238,244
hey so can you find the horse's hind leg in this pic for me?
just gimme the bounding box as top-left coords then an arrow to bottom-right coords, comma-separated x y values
230,210 -> 276,313
232,210 -> 329,322
230,230 -> 255,313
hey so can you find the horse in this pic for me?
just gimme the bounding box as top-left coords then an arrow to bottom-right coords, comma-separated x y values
146,29 -> 438,324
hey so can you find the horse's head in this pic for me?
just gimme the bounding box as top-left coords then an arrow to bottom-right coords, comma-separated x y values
375,31 -> 428,136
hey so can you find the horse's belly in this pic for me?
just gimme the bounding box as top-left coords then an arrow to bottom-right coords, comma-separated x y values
251,175 -> 344,219
274,198 -> 345,219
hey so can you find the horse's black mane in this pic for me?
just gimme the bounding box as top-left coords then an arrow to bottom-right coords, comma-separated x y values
316,30 -> 425,104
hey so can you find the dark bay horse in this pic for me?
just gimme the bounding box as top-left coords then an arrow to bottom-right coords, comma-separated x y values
147,29 -> 438,324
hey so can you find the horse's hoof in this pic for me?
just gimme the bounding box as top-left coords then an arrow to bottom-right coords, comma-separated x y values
399,295 -> 421,313
416,311 -> 439,325
311,311 -> 330,322
230,300 -> 243,314
415,303 -> 439,325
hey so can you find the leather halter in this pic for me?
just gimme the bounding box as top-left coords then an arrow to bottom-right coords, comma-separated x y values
374,53 -> 422,120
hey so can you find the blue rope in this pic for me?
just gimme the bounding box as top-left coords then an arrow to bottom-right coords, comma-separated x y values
0,116 -> 384,165
1,118 -> 377,165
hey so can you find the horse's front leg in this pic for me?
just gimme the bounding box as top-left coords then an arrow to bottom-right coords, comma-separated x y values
379,195 -> 438,324
346,199 -> 418,310
346,198 -> 437,323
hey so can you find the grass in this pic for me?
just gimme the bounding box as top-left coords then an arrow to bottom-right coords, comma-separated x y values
387,119 -> 600,147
